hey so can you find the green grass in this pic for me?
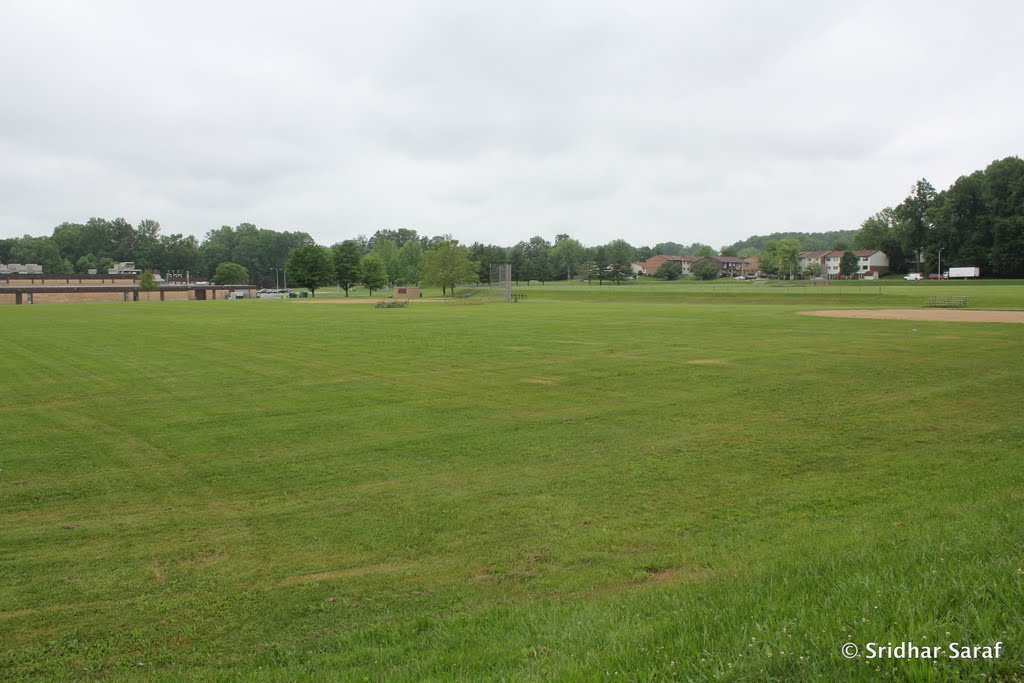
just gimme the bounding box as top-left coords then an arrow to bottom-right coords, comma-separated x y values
2,292 -> 1023,681
309,278 -> 1024,309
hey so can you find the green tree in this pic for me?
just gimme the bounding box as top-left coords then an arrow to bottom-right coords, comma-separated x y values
370,238 -> 401,286
604,239 -> 636,284
360,253 -> 388,296
776,238 -> 801,279
691,259 -> 719,280
369,228 -> 419,249
11,236 -> 70,273
331,240 -> 363,296
550,235 -> 586,280
133,219 -> 162,270
470,242 -> 508,283
587,246 -> 609,285
652,241 -> 687,255
422,241 -> 479,296
895,179 -> 937,272
285,244 -> 333,297
212,262 -> 250,285
75,253 -> 99,273
762,238 -> 801,278
138,269 -> 160,300
855,209 -> 906,272
977,157 -> 1024,277
839,251 -> 859,279
520,236 -> 553,283
693,244 -> 716,258
654,261 -> 682,280
759,240 -> 781,277
396,240 -> 423,284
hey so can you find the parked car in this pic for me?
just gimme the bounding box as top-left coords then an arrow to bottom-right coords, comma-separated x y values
904,273 -> 924,281
928,274 -> 948,280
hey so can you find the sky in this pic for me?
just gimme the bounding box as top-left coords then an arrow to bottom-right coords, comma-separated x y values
2,1 -> 1023,249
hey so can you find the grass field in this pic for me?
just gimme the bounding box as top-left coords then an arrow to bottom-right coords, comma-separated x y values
2,289 -> 1023,680
319,278 -> 1024,310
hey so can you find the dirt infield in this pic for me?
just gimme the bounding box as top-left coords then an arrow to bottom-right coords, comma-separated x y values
800,309 -> 1024,323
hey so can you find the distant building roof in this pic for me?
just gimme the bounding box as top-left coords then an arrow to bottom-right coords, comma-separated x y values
0,263 -> 43,274
108,262 -> 141,274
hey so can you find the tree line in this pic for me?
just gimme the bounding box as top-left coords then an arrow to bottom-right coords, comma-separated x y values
0,219 -> 313,283
4,156 -> 1022,285
853,156 -> 1024,277
0,221 -> 651,288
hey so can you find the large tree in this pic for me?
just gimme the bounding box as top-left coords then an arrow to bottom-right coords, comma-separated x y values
360,253 -> 388,295
285,244 -> 333,297
422,241 -> 479,296
550,235 -> 586,281
654,260 -> 682,280
368,228 -> 419,250
895,179 -> 937,272
760,238 -> 801,278
839,251 -> 859,279
854,209 -> 906,272
520,236 -> 553,283
691,259 -> 719,280
370,238 -> 401,286
331,240 -> 363,296
604,239 -> 636,284
396,239 -> 423,285
212,262 -> 249,284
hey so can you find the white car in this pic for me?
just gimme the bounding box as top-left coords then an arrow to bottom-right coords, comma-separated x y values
904,273 -> 924,281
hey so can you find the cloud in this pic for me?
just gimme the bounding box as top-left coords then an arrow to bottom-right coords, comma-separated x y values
2,0 -> 1023,248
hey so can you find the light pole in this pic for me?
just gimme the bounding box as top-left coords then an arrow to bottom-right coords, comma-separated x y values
283,268 -> 287,290
271,267 -> 280,290
937,248 -> 945,280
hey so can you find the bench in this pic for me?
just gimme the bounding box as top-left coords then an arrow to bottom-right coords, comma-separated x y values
923,296 -> 968,308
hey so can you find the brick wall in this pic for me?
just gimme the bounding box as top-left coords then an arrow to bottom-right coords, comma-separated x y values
29,291 -> 128,304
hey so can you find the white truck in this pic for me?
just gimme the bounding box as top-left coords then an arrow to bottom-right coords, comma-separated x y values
947,267 -> 980,279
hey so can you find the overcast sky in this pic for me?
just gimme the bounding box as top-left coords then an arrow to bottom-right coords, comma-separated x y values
2,1 -> 1022,248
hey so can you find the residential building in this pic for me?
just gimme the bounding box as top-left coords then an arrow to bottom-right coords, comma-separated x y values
800,250 -> 889,279
632,255 -> 695,277
693,255 -> 759,278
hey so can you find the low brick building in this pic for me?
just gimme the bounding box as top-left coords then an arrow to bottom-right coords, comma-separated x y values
0,274 -> 256,305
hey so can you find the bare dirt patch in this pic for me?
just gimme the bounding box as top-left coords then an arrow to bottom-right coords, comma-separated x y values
295,298 -> 447,304
279,563 -> 403,587
800,309 -> 1024,323
646,564 -> 713,583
